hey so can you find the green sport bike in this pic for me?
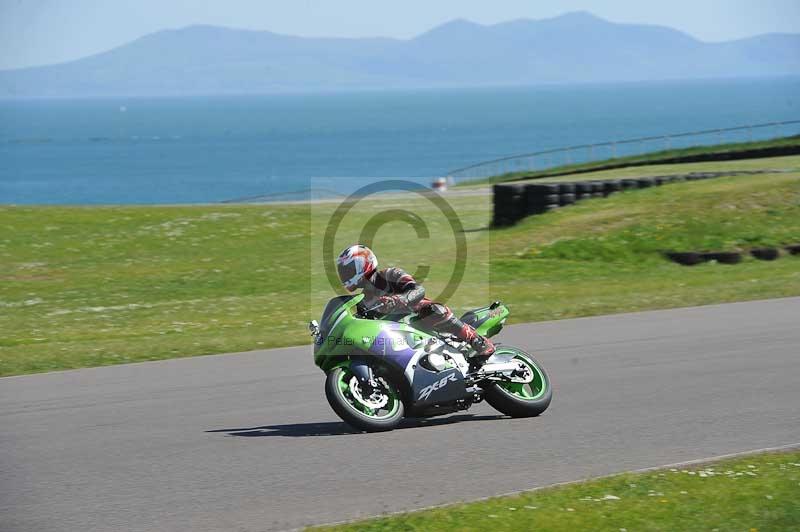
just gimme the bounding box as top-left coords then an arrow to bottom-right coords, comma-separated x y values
309,294 -> 552,432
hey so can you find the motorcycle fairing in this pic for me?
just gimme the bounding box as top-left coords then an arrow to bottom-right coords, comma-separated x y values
365,323 -> 426,370
409,366 -> 467,407
460,302 -> 509,337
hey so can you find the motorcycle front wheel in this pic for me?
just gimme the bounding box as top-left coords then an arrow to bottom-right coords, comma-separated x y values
484,347 -> 552,418
325,366 -> 405,432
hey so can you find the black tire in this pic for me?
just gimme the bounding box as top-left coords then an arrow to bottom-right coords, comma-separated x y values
577,194 -> 592,201
527,183 -> 560,195
559,183 -> 576,194
526,204 -> 548,216
703,251 -> 742,265
575,182 -> 593,194
493,186 -> 526,216
603,181 -> 622,195
751,248 -> 780,261
325,367 -> 404,432
509,195 -> 527,220
493,183 -> 525,200
544,203 -> 560,212
621,179 -> 639,190
559,193 -> 576,205
637,178 -> 655,188
493,184 -> 527,227
492,215 -> 515,227
525,188 -> 559,214
484,349 -> 552,418
493,203 -> 520,227
785,244 -> 800,256
665,251 -> 707,266
539,193 -> 560,205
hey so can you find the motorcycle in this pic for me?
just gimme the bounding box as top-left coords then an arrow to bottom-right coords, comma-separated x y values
309,293 -> 552,432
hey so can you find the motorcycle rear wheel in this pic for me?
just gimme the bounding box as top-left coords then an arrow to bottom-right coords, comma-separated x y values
484,348 -> 552,418
325,366 -> 404,432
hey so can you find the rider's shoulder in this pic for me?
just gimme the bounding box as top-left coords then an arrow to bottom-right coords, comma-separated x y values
382,266 -> 412,280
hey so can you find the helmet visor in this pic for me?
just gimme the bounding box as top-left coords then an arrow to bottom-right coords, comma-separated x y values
337,261 -> 358,288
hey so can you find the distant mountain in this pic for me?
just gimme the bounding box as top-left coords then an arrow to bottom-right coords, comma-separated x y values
1,11 -> 798,98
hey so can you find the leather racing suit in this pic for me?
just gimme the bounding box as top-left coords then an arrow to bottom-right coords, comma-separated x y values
358,267 -> 494,356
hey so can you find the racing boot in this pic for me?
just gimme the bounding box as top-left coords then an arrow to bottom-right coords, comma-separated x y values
469,334 -> 496,358
417,302 -> 495,357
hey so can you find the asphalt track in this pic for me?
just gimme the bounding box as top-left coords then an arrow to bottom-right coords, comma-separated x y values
2,297 -> 799,531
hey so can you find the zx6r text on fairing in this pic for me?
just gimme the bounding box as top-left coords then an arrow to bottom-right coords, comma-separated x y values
309,294 -> 552,432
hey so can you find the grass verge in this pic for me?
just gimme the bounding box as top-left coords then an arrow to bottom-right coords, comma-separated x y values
1,159 -> 799,376
460,135 -> 800,186
312,449 -> 800,531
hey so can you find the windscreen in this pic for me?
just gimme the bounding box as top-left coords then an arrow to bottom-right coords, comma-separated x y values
318,295 -> 354,340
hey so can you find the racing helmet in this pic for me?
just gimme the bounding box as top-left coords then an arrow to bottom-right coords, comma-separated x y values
336,245 -> 378,292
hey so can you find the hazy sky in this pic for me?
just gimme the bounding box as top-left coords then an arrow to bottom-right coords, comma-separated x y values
1,0 -> 799,70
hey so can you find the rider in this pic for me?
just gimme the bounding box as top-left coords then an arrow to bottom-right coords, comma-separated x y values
336,244 -> 496,357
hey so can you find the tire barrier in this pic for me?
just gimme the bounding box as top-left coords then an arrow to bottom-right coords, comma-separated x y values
494,176 -> 626,226
523,184 -> 560,217
751,248 -> 780,261
491,169 -> 789,227
575,182 -> 593,195
665,252 -> 706,266
559,193 -> 576,206
491,178 -> 799,266
603,180 -> 622,196
703,251 -> 743,265
664,246 -> 798,266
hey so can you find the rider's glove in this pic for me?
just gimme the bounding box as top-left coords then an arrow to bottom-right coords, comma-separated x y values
376,295 -> 401,313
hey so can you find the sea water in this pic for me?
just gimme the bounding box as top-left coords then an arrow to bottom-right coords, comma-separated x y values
1,77 -> 798,204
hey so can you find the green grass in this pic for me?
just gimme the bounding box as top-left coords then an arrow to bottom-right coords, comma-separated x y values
488,169 -> 800,321
0,205 -> 313,374
460,135 -> 800,186
312,450 -> 800,531
1,159 -> 799,376
530,154 -> 800,183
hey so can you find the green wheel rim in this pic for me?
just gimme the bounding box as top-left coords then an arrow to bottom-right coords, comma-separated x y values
336,369 -> 400,419
496,352 -> 547,401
